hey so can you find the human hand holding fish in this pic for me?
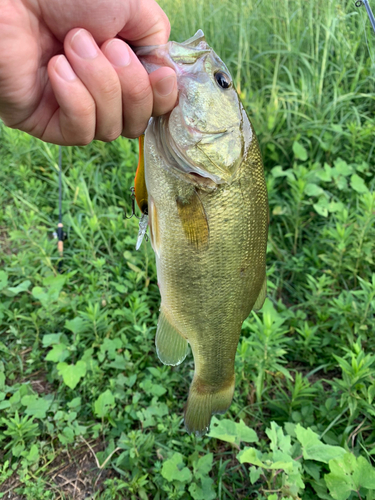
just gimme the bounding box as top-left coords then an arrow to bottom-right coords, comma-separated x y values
134,31 -> 269,436
0,0 -> 177,145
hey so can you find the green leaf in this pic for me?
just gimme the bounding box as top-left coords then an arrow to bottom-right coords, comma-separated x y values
161,453 -> 192,483
266,421 -> 292,455
189,477 -> 216,500
68,397 -> 81,409
58,426 -> 75,445
304,461 -> 321,481
45,343 -> 70,362
0,271 -> 8,292
94,389 -> 115,418
350,174 -> 368,194
304,183 -> 324,197
193,453 -> 213,479
22,444 -> 39,464
316,164 -> 333,182
7,280 -> 31,295
333,159 -> 353,177
354,456 -> 375,489
295,425 -> 346,464
42,333 -> 62,347
271,166 -> 296,181
150,384 -> 166,397
313,197 -> 329,217
249,466 -> 262,484
57,360 -> 86,389
65,317 -> 89,335
43,274 -> 66,295
325,453 -> 357,500
208,417 -> 258,446
237,447 -> 267,468
21,395 -> 51,419
293,141 -> 308,161
31,286 -> 50,308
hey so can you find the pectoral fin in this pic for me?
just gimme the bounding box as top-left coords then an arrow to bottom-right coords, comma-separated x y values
156,308 -> 189,366
253,276 -> 267,312
176,190 -> 209,250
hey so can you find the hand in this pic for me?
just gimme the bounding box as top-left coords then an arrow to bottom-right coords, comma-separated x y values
0,0 -> 177,145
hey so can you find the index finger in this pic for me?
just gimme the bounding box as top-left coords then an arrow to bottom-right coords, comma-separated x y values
40,0 -> 171,46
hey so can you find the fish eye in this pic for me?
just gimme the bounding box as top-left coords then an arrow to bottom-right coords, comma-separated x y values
214,71 -> 232,89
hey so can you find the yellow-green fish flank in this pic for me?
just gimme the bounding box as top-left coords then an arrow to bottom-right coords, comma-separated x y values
136,30 -> 268,435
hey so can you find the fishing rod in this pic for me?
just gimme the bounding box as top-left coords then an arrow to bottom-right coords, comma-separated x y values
356,0 -> 375,34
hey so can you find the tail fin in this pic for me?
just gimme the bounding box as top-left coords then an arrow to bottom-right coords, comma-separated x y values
184,376 -> 235,436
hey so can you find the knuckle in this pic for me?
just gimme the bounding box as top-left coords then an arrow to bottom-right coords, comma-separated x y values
129,80 -> 152,106
100,79 -> 120,103
62,113 -> 95,146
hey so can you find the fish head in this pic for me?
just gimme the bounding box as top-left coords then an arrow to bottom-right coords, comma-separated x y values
136,31 -> 247,185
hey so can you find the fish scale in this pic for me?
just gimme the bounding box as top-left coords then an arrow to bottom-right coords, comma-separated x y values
135,30 -> 268,435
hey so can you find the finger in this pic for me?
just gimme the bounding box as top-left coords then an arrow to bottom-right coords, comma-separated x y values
40,0 -> 171,47
102,38 -> 154,138
118,0 -> 171,46
64,28 -> 123,142
44,55 -> 97,145
149,67 -> 177,117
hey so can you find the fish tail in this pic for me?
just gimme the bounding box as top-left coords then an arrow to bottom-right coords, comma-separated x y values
184,375 -> 235,436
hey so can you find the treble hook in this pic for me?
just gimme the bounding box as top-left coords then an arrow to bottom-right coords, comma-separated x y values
124,186 -> 149,246
124,187 -> 143,220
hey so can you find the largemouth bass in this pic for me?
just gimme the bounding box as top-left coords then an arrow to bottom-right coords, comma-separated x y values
134,30 -> 268,436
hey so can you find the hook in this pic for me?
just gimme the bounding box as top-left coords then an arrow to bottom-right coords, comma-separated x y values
124,187 -> 143,220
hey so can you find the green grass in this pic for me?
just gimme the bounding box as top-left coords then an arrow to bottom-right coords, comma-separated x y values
0,0 -> 375,498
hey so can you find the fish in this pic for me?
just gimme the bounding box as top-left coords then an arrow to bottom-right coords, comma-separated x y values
134,30 -> 268,436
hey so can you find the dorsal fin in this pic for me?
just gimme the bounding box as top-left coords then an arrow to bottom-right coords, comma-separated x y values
134,135 -> 148,214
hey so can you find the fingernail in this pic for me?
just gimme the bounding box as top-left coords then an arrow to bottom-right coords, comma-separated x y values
105,39 -> 131,67
71,29 -> 98,59
55,55 -> 76,81
154,75 -> 175,97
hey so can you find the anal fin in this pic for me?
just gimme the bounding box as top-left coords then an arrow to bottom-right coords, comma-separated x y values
156,308 -> 189,366
253,275 -> 267,312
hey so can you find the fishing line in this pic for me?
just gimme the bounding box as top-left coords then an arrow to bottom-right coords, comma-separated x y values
54,144 -> 147,270
56,145 -> 65,273
355,0 -> 375,64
